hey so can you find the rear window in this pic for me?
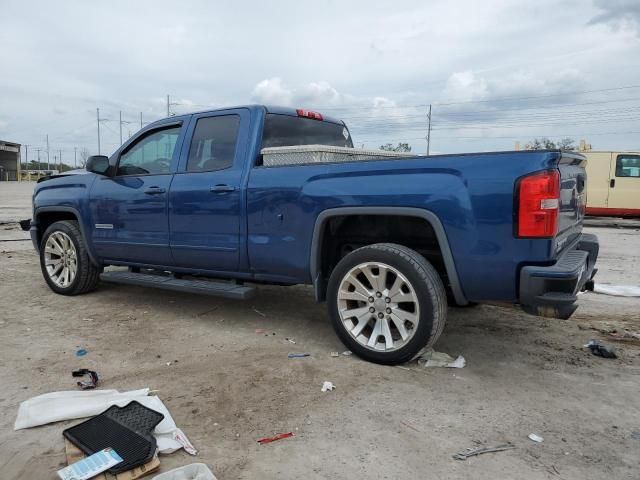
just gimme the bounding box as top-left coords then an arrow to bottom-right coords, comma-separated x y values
262,113 -> 353,149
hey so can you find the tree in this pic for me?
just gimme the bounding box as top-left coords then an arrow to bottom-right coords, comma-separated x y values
526,137 -> 576,151
79,147 -> 91,167
556,138 -> 576,151
379,142 -> 412,152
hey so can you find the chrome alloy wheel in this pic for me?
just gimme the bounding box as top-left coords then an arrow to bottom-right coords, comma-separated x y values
337,262 -> 420,352
44,231 -> 77,288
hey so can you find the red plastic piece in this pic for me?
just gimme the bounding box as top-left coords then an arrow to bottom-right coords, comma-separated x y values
257,432 -> 294,444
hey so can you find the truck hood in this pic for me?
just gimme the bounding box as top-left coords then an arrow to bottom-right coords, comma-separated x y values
37,169 -> 90,183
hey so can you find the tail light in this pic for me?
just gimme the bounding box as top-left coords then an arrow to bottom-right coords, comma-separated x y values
516,170 -> 560,238
296,109 -> 323,121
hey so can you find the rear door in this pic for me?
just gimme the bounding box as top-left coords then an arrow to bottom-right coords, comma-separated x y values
608,153 -> 640,212
89,121 -> 185,265
169,109 -> 250,272
584,152 -> 613,209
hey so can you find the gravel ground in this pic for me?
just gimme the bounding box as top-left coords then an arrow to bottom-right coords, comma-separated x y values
0,182 -> 639,479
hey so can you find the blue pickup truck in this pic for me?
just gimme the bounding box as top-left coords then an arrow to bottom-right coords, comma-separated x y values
30,105 -> 598,364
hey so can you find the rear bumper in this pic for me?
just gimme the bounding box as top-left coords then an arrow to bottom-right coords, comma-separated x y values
519,233 -> 598,319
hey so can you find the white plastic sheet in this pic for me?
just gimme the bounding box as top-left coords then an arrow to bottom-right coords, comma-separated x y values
593,284 -> 640,297
14,388 -> 196,455
151,463 -> 216,480
419,351 -> 466,368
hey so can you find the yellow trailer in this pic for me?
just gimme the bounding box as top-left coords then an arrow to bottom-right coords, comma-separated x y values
584,151 -> 640,217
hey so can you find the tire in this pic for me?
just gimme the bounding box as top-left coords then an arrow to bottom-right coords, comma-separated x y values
39,220 -> 101,295
327,243 -> 447,365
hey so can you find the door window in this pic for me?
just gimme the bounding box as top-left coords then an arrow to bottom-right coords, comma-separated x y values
186,115 -> 240,172
117,126 -> 181,176
615,154 -> 640,178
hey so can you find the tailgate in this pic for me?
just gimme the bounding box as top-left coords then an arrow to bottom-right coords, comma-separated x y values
555,152 -> 587,254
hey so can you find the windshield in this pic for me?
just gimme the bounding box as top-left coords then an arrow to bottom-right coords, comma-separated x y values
262,113 -> 353,149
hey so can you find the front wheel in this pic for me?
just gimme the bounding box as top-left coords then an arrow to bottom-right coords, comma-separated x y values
39,220 -> 101,295
327,243 -> 447,365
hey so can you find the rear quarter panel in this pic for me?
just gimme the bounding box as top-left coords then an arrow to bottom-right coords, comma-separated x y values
246,151 -> 563,302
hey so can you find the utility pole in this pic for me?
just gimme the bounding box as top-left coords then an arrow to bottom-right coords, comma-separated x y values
21,144 -> 28,181
166,95 -> 179,117
59,149 -> 62,170
140,112 -> 143,129
74,147 -> 77,168
97,108 -> 101,155
426,104 -> 432,156
46,134 -> 50,170
119,111 -> 123,145
36,148 -> 41,169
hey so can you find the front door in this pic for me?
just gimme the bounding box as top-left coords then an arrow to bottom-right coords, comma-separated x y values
608,153 -> 640,211
169,110 -> 248,272
89,122 -> 184,265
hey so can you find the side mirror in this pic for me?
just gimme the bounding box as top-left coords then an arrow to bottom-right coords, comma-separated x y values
86,155 -> 110,175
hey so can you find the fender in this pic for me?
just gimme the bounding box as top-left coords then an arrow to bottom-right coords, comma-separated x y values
309,206 -> 467,305
33,206 -> 101,267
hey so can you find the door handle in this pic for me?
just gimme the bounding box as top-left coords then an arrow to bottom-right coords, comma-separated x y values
610,179 -> 616,188
210,184 -> 236,193
144,186 -> 166,195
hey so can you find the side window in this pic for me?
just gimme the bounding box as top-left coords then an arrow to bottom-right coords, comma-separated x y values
615,154 -> 640,178
117,126 -> 181,176
186,115 -> 240,172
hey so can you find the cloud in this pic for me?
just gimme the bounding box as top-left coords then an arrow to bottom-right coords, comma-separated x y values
589,0 -> 640,36
251,78 -> 294,106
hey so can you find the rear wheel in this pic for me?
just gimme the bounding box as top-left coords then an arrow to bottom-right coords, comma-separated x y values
40,220 -> 101,295
327,243 -> 447,365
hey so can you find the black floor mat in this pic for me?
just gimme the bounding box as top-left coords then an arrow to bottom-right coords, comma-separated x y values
63,401 -> 164,474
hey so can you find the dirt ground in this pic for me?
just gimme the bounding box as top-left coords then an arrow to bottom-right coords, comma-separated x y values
0,182 -> 639,479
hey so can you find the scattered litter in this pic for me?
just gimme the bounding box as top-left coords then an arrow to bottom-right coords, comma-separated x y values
593,284 -> 640,297
584,340 -> 617,359
400,420 -> 421,432
151,463 -> 217,480
321,381 -> 335,392
72,369 -> 99,390
341,350 -> 352,356
528,433 -> 544,443
288,353 -> 310,358
63,401 -> 163,474
166,360 -> 179,366
257,432 -> 294,445
255,328 -> 268,335
57,447 -> 123,480
64,438 -> 159,480
330,351 -> 339,357
285,337 -> 296,344
453,443 -> 515,460
419,350 -> 466,368
252,308 -> 266,317
14,388 -> 197,455
75,348 -> 87,357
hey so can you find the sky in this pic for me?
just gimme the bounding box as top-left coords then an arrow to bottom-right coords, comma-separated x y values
1,0 -> 640,163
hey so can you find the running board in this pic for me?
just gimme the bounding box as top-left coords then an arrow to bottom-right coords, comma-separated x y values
100,271 -> 256,300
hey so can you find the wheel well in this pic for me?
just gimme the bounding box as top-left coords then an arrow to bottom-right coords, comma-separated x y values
35,211 -> 78,246
317,214 -> 450,296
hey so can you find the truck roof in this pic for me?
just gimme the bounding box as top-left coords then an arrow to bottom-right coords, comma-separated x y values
147,105 -> 346,128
